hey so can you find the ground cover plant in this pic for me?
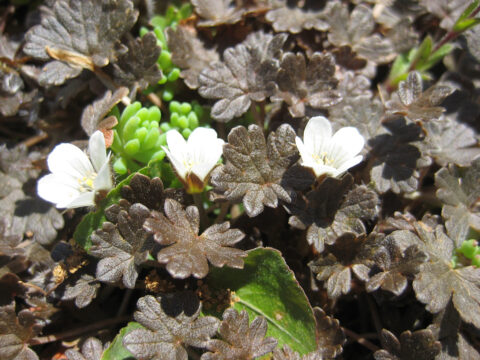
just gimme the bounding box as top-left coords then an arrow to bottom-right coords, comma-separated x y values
2,0 -> 480,359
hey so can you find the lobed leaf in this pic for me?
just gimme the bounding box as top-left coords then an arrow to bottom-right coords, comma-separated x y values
422,117 -> 480,167
272,52 -> 342,118
211,124 -> 297,217
369,117 -> 431,194
89,202 -> 153,288
366,238 -> 427,296
144,199 -> 246,279
24,0 -> 138,86
192,0 -> 244,26
374,328 -> 441,360
326,3 -> 394,63
112,32 -> 163,91
166,26 -> 219,89
435,158 -> 480,244
202,309 -> 278,360
198,32 -> 287,121
66,337 -> 104,360
386,72 -> 453,123
266,4 -> 329,34
0,302 -> 42,360
123,293 -> 219,360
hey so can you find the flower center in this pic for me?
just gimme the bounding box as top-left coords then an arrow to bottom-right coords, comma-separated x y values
182,158 -> 196,172
78,172 -> 97,192
312,152 -> 334,166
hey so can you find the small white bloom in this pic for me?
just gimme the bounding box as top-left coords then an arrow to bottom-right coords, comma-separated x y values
37,131 -> 113,208
163,127 -> 224,193
295,116 -> 364,178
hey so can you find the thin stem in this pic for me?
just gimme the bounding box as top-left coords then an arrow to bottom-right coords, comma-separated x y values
21,131 -> 48,148
117,288 -> 133,317
30,315 -> 131,345
217,122 -> 226,142
366,294 -> 382,338
193,193 -> 209,228
214,202 -> 230,224
342,327 -> 380,353
250,102 -> 263,129
147,92 -> 162,108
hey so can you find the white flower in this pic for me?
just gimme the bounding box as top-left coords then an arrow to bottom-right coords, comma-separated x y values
37,131 -> 113,208
163,127 -> 224,193
295,116 -> 364,178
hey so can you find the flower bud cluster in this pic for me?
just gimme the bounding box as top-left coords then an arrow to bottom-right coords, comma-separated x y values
159,101 -> 203,140
140,3 -> 192,101
452,239 -> 480,268
111,102 -> 165,174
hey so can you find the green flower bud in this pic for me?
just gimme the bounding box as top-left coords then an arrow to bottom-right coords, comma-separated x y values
143,128 -> 160,150
124,139 -> 141,155
113,157 -> 128,175
120,102 -> 141,126
179,102 -> 192,115
123,116 -> 141,141
167,68 -> 180,82
182,128 -> 192,138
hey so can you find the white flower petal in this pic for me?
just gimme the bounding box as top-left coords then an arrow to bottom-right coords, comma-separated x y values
164,128 -> 224,184
89,130 -> 107,172
64,192 -> 96,209
47,143 -> 94,179
188,128 -> 224,181
331,127 -> 365,158
303,116 -> 332,155
93,153 -> 113,191
311,164 -> 340,178
164,130 -> 190,180
297,116 -> 365,179
37,174 -> 81,208
336,155 -> 363,175
166,129 -> 188,157
163,148 -> 187,182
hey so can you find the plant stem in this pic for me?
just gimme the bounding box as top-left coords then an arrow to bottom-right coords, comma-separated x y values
193,193 -> 208,228
366,294 -> 383,338
250,102 -> 263,129
342,327 -> 380,352
21,131 -> 48,148
117,288 -> 133,317
214,202 -> 230,224
30,315 -> 131,345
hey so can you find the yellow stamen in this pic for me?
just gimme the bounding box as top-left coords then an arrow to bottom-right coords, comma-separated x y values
312,152 -> 334,166
78,172 -> 97,192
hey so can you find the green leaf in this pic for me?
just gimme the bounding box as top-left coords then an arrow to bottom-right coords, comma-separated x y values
388,49 -> 415,86
206,247 -> 317,355
453,17 -> 480,33
412,36 -> 433,69
455,0 -> 479,24
101,322 -> 144,360
418,43 -> 454,72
